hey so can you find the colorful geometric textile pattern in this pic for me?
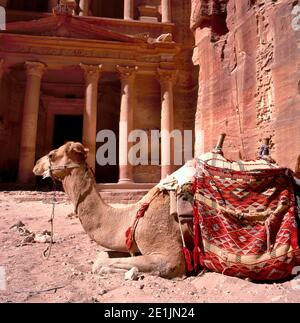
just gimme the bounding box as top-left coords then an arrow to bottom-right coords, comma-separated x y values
193,158 -> 300,281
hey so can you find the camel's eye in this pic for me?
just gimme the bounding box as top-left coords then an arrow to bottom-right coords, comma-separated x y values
48,152 -> 55,160
48,149 -> 57,160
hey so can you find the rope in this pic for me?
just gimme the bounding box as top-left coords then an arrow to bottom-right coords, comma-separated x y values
177,213 -> 186,248
43,178 -> 57,259
42,161 -> 93,259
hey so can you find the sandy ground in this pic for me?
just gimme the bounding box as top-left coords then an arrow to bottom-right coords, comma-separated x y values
0,191 -> 300,304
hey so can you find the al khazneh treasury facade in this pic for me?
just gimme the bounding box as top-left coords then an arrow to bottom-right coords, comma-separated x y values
0,0 -> 198,185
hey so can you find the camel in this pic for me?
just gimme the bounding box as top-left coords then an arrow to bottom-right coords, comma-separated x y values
33,142 -> 189,278
33,141 -> 300,279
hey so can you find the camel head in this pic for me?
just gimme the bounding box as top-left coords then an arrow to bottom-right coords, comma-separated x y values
33,142 -> 89,181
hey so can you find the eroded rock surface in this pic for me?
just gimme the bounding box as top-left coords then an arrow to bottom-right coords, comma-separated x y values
192,0 -> 300,169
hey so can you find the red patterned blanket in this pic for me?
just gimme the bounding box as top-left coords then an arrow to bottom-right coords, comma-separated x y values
192,160 -> 300,281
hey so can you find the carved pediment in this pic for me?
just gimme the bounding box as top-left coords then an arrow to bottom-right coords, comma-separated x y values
3,15 -> 144,43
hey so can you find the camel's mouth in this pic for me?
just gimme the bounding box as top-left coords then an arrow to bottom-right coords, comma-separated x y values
33,165 -> 45,177
33,157 -> 49,177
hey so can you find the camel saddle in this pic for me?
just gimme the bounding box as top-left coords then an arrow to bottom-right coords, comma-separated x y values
158,152 -> 300,280
157,152 -> 283,219
192,152 -> 300,281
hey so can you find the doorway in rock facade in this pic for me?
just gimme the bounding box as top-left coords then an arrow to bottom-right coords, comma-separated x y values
52,114 -> 83,149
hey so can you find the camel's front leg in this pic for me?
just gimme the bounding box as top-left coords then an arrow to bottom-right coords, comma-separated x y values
92,252 -> 185,279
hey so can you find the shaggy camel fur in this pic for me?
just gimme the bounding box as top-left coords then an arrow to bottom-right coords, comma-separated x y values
33,142 -> 187,278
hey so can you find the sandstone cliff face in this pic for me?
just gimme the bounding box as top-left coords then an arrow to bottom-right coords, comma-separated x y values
192,0 -> 300,169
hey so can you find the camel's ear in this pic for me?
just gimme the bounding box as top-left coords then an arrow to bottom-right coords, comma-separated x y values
68,142 -> 89,160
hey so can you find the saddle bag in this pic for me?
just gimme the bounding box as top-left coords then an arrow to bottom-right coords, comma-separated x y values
192,161 -> 300,281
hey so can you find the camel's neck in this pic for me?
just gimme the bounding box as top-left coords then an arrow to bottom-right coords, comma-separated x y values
62,167 -> 135,252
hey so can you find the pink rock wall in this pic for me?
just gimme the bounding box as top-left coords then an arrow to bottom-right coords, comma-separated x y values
192,0 -> 300,169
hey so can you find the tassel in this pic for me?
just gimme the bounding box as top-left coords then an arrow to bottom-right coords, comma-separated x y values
193,205 -> 200,271
125,226 -> 133,250
183,247 -> 193,273
136,202 -> 150,219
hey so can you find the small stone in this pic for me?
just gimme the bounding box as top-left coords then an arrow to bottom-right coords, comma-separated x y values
34,233 -> 51,243
87,260 -> 94,265
139,284 -> 145,290
125,267 -> 139,281
98,289 -> 107,296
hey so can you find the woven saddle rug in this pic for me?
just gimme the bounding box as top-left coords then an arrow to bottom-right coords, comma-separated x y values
192,153 -> 300,281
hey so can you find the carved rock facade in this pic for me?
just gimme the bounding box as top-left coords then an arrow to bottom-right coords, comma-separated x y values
192,0 -> 300,169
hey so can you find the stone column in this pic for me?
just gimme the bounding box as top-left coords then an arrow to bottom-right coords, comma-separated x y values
158,68 -> 177,179
124,0 -> 134,20
116,65 -> 138,184
161,0 -> 171,23
18,62 -> 47,183
79,0 -> 90,16
48,0 -> 58,12
80,64 -> 102,172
